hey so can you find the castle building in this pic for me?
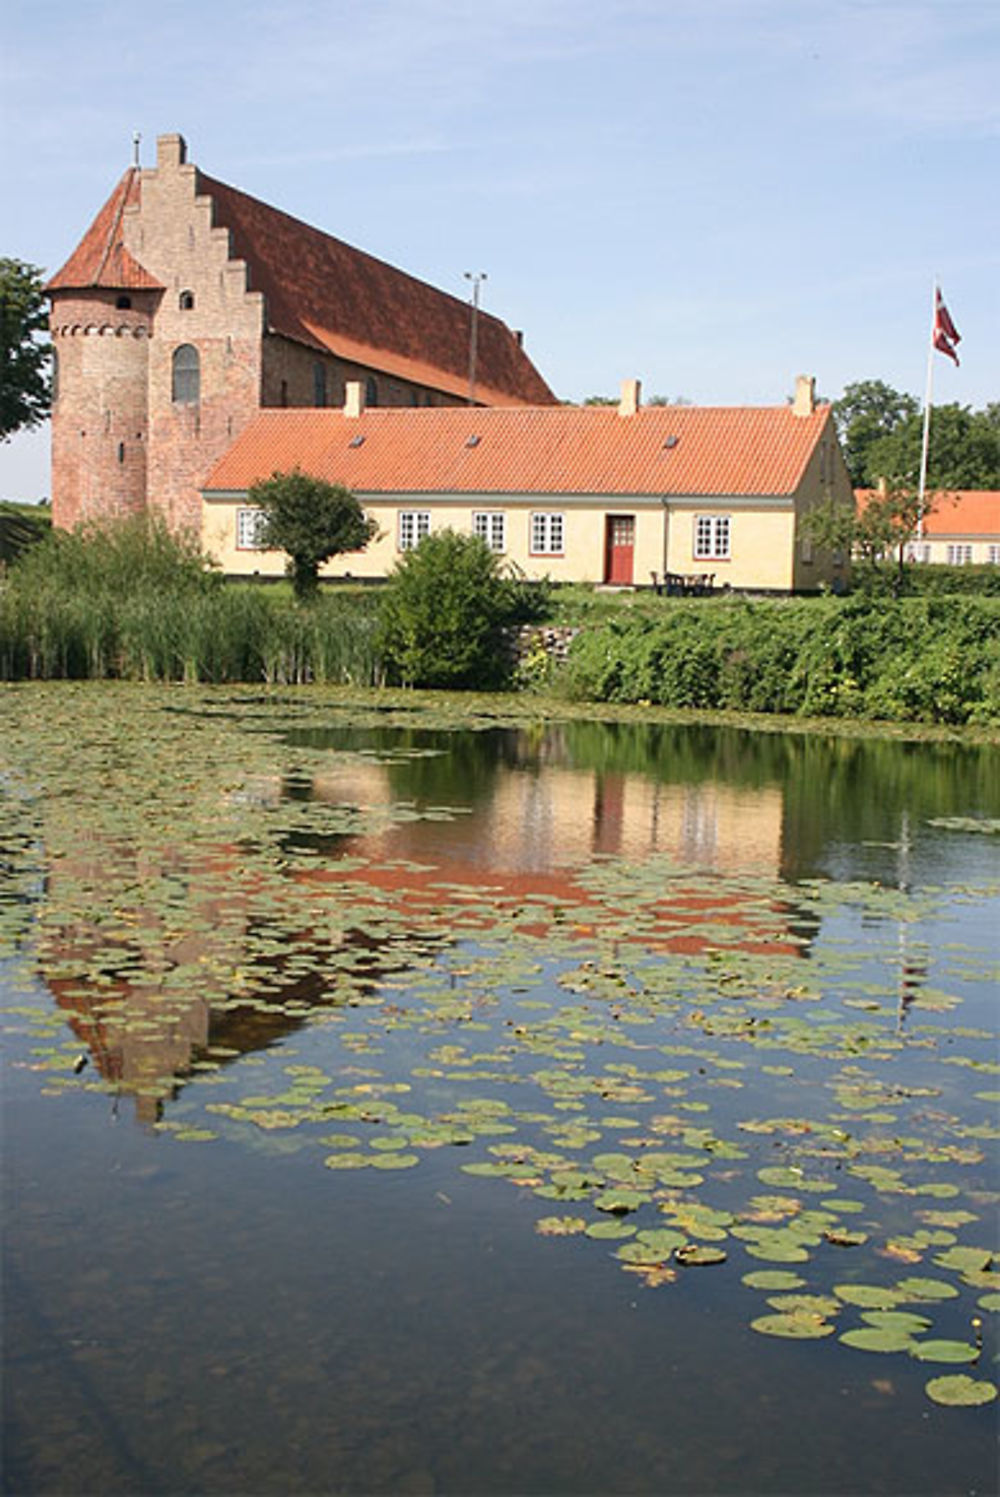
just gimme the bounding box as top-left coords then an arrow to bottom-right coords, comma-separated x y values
47,133 -> 555,532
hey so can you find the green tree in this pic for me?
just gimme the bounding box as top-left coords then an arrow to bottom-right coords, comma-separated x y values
833,379 -> 918,487
378,529 -> 537,689
248,469 -> 377,601
803,484 -> 953,594
865,404 -> 1000,489
1,258 -> 51,439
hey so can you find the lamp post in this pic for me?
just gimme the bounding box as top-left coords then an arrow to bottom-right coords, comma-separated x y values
464,271 -> 487,405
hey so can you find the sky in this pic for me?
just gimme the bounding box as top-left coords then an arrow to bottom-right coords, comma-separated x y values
2,0 -> 998,501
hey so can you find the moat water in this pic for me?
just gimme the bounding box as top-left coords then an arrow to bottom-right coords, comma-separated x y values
3,686 -> 998,1495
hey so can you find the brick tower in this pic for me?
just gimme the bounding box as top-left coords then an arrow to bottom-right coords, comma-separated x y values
48,169 -> 159,529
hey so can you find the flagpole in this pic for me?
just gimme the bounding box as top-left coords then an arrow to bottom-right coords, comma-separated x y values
917,279 -> 937,539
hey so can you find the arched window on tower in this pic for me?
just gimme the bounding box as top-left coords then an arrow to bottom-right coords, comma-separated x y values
365,376 -> 379,408
179,290 -> 195,311
172,344 -> 200,404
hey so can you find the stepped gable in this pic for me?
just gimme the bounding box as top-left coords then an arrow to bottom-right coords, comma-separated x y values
195,172 -> 555,407
205,402 -> 831,497
46,168 -> 163,291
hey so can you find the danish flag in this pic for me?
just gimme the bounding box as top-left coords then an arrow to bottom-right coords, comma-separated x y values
933,288 -> 961,365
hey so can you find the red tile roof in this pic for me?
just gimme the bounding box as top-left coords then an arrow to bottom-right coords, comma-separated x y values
205,403 -> 833,497
47,153 -> 553,406
46,169 -> 164,291
856,490 -> 1000,537
197,173 -> 555,407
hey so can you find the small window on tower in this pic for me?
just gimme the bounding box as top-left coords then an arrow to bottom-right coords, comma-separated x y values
179,291 -> 195,311
116,295 -> 132,310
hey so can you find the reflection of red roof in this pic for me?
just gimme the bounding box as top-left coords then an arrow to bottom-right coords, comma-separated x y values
302,858 -> 800,960
206,403 -> 833,497
47,169 -> 164,291
856,489 -> 1000,537
197,173 -> 554,407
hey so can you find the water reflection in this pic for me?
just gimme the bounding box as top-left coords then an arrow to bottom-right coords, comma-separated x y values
26,714 -> 999,1123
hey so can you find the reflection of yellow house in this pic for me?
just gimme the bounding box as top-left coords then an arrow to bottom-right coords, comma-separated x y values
304,757 -> 784,876
203,377 -> 853,593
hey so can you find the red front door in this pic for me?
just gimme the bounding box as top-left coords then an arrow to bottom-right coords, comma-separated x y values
605,515 -> 635,584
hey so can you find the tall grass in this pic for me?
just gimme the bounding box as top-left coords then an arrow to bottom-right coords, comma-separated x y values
0,514 -> 382,685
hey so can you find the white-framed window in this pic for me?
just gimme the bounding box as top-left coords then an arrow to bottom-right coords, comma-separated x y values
988,545 -> 1000,566
530,511 -> 564,555
947,544 -> 973,566
906,542 -> 932,563
694,514 -> 730,560
473,511 -> 506,552
236,507 -> 267,550
398,511 -> 431,551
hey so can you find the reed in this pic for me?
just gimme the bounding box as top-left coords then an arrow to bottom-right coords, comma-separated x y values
0,515 -> 382,685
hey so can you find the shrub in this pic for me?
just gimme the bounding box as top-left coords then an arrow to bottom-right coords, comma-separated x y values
377,529 -> 541,689
561,596 -> 1000,725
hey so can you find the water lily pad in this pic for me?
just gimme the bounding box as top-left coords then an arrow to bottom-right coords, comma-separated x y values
751,1313 -> 835,1340
924,1375 -> 998,1407
585,1219 -> 637,1241
910,1340 -> 981,1364
535,1216 -> 587,1237
834,1284 -> 905,1309
895,1277 -> 960,1302
674,1244 -> 727,1266
840,1327 -> 917,1354
861,1310 -> 932,1334
742,1270 -> 806,1291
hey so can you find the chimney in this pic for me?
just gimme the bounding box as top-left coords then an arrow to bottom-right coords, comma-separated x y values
513,330 -> 524,347
618,378 -> 642,417
344,380 -> 365,418
792,374 -> 816,417
156,133 -> 188,170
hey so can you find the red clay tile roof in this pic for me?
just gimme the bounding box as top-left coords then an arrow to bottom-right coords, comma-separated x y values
856,489 -> 1000,537
195,172 -> 554,406
205,403 -> 832,497
46,169 -> 164,291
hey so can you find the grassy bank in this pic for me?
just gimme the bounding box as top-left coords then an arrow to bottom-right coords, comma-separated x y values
2,516 -> 998,725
